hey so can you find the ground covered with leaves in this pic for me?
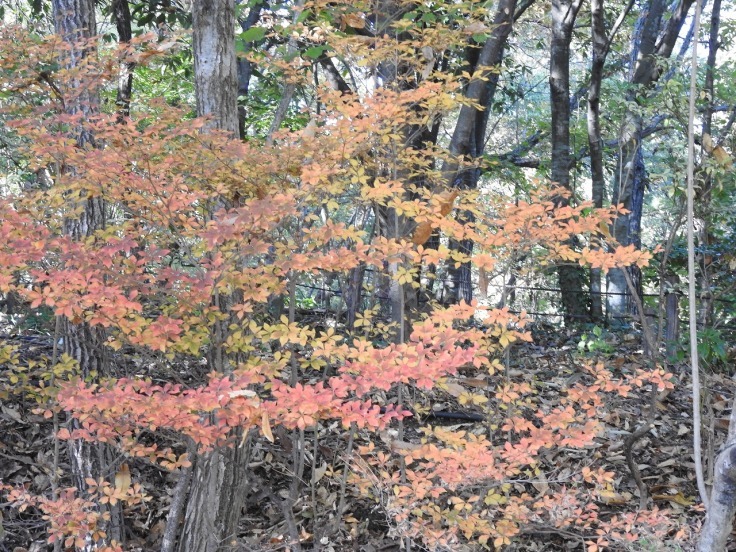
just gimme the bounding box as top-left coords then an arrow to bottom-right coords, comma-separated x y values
1,321 -> 722,552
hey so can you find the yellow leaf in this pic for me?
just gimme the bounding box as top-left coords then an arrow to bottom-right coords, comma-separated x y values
652,492 -> 694,506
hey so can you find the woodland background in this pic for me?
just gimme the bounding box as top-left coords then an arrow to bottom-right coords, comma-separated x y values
0,0 -> 735,550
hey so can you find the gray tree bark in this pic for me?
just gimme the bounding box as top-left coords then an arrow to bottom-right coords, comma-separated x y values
699,395 -> 736,551
699,443 -> 736,551
550,0 -> 585,323
176,2 -> 250,551
193,0 -> 239,137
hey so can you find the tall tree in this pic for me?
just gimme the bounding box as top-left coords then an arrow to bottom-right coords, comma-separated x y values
587,0 -> 634,321
443,0 -> 519,304
697,0 -> 722,329
51,0 -> 126,545
175,1 -> 249,551
549,0 -> 585,323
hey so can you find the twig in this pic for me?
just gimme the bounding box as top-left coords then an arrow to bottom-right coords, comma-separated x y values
624,384 -> 657,510
332,423 -> 356,536
686,0 -> 709,510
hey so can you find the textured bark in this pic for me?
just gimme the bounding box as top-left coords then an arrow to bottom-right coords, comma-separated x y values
193,0 -> 239,136
699,444 -> 736,551
177,443 -> 250,552
699,394 -> 736,551
607,0 -> 695,319
160,460 -> 193,552
52,0 -> 124,546
177,2 -> 250,550
550,0 -> 585,323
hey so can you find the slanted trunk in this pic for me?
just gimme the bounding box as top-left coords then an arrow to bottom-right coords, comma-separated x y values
550,0 -> 586,324
699,444 -> 736,550
443,0 -> 517,304
699,397 -> 736,551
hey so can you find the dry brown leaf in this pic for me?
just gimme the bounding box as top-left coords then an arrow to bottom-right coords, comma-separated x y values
261,412 -> 274,443
115,464 -> 131,494
442,381 -> 467,398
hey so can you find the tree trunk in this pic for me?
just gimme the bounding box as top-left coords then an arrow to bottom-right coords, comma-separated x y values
587,0 -> 634,322
176,2 -> 250,551
193,0 -> 239,137
235,0 -> 266,137
664,273 -> 679,358
52,0 -> 125,545
177,443 -> 250,552
698,396 -> 736,551
587,0 -> 605,321
699,444 -> 736,551
607,0 -> 695,320
697,0 -> 721,329
550,0 -> 586,324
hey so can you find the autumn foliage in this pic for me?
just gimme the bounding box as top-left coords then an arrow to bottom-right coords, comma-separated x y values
0,22 -> 683,552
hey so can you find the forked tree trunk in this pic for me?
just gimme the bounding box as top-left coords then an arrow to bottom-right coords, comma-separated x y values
607,0 -> 695,320
443,0 -> 517,305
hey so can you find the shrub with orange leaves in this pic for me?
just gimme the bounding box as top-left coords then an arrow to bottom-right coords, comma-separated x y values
0,22 -> 685,552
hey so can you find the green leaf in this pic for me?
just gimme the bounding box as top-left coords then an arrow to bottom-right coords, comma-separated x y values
240,26 -> 266,43
303,45 -> 329,60
296,8 -> 312,24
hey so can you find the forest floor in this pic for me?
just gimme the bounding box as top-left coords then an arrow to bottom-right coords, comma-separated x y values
0,323 -> 729,551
